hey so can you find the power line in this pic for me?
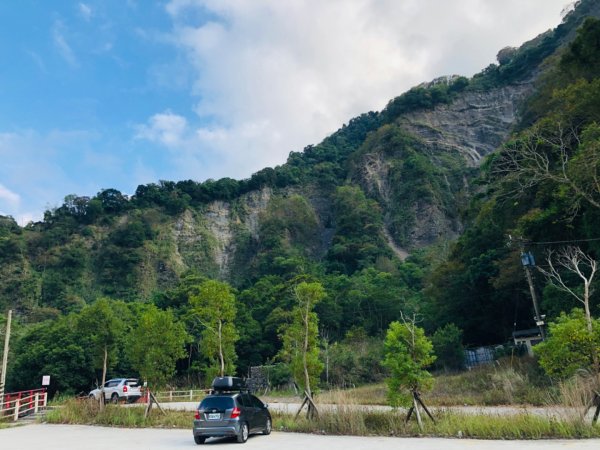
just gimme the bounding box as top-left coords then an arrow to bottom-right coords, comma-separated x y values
527,237 -> 600,246
509,234 -> 600,246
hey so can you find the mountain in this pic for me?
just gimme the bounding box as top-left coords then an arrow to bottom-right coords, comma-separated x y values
2,0 -> 600,351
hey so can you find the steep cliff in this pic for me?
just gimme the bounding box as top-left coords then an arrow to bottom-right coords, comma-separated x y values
400,82 -> 533,165
353,80 -> 532,252
2,1 -> 599,316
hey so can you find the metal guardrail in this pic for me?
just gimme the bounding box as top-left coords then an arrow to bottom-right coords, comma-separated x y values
0,389 -> 47,421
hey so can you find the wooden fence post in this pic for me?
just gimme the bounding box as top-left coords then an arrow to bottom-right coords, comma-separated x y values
34,393 -> 39,414
13,398 -> 20,421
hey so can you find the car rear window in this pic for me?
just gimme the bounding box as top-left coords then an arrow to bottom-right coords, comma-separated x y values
126,379 -> 139,386
199,396 -> 234,410
250,395 -> 264,408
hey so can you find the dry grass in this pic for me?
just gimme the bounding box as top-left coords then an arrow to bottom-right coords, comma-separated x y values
45,396 -> 600,439
45,399 -> 192,428
429,364 -> 551,406
316,358 -> 552,407
273,408 -> 600,439
316,384 -> 387,406
548,371 -> 600,422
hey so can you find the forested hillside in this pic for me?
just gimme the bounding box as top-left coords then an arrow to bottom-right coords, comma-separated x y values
2,0 -> 600,395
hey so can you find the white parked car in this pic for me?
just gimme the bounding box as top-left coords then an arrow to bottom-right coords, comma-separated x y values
89,378 -> 142,404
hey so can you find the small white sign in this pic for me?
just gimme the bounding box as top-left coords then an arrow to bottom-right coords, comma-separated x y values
42,375 -> 51,386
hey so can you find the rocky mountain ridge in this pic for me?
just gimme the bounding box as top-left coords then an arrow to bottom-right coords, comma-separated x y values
2,0 -> 600,314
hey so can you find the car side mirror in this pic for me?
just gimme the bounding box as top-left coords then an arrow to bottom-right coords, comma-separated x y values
264,403 -> 269,409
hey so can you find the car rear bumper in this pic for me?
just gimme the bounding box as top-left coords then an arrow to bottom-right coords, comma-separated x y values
193,421 -> 241,437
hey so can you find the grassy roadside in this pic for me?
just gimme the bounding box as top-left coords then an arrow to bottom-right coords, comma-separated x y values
45,400 -> 191,428
273,408 -> 600,439
44,399 -> 600,439
312,358 -> 552,407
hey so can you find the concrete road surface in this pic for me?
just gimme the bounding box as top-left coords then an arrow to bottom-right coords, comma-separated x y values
1,424 -> 600,450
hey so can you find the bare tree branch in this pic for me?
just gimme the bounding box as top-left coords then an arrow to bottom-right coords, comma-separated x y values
538,246 -> 597,305
537,246 -> 598,372
492,122 -> 600,211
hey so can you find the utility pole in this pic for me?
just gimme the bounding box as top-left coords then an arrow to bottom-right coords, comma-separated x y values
521,255 -> 546,340
509,236 -> 545,340
0,309 -> 13,411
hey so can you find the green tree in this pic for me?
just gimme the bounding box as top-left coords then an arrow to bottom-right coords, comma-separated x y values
127,305 -> 188,388
327,330 -> 385,386
7,315 -> 95,397
560,17 -> 600,82
327,186 -> 390,274
383,318 -> 436,407
190,280 -> 239,380
76,298 -> 126,405
254,195 -> 320,278
279,282 -> 325,405
535,309 -> 600,379
431,323 -> 465,372
538,246 -> 599,371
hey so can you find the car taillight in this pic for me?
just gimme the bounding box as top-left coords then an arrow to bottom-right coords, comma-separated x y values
231,407 -> 241,418
123,386 -> 128,393
194,410 -> 201,420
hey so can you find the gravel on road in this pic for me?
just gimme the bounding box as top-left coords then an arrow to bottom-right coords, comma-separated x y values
156,400 -> 583,419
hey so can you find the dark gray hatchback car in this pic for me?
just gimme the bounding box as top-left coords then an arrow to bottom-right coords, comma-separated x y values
193,392 -> 272,444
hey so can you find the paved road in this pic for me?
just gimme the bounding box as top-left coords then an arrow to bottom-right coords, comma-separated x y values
1,424 -> 600,450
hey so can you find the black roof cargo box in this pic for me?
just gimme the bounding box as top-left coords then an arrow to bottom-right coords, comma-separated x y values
212,376 -> 246,391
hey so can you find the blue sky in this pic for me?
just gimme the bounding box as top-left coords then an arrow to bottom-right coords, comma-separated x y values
0,0 -> 570,223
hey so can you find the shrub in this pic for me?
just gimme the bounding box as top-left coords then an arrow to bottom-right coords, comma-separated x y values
432,323 -> 465,371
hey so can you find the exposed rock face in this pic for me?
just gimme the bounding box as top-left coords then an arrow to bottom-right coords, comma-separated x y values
399,83 -> 533,165
173,209 -> 217,276
204,200 -> 233,276
170,77 -> 537,271
410,201 -> 460,248
174,187 -> 273,278
359,82 -> 533,252
173,83 -> 534,269
242,188 -> 272,239
362,152 -> 392,203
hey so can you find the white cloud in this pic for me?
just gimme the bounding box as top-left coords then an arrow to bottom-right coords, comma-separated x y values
52,19 -> 78,67
135,111 -> 189,149
0,129 -> 135,222
78,3 -> 93,21
0,184 -> 20,208
134,1 -> 569,182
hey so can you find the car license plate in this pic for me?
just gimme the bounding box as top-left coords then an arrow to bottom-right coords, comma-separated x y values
207,413 -> 220,420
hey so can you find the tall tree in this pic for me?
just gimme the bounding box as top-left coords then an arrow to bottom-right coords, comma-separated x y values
190,280 -> 239,380
279,281 -> 324,417
127,305 -> 188,388
538,246 -> 598,372
77,298 -> 126,406
494,121 -> 600,213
